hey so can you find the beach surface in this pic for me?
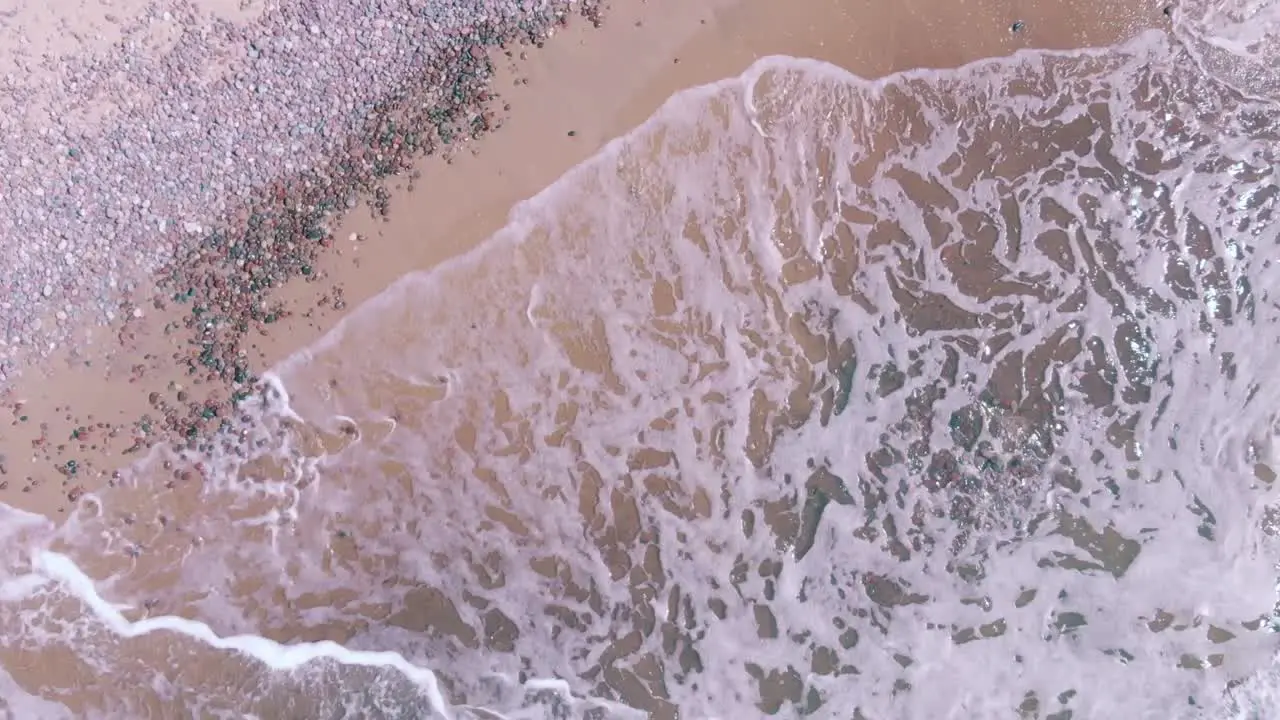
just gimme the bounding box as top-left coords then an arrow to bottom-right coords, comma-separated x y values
9,0 -> 1268,716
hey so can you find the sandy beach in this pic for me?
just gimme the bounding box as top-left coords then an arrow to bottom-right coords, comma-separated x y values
6,0 -> 1279,715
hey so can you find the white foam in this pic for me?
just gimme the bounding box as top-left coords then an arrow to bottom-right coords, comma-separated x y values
29,551 -> 452,719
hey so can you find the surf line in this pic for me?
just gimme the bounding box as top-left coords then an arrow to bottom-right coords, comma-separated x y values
31,551 -> 453,718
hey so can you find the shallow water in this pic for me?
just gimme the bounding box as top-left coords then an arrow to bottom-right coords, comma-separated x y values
3,5 -> 1280,718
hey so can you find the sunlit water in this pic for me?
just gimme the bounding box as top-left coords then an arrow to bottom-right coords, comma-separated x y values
2,4 -> 1280,718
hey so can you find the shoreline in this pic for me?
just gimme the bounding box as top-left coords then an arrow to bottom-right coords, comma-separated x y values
0,0 -> 625,516
252,0 -> 1172,377
0,0 -> 1170,520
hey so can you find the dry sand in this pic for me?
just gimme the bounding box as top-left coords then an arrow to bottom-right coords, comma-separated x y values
0,0 -> 1168,527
